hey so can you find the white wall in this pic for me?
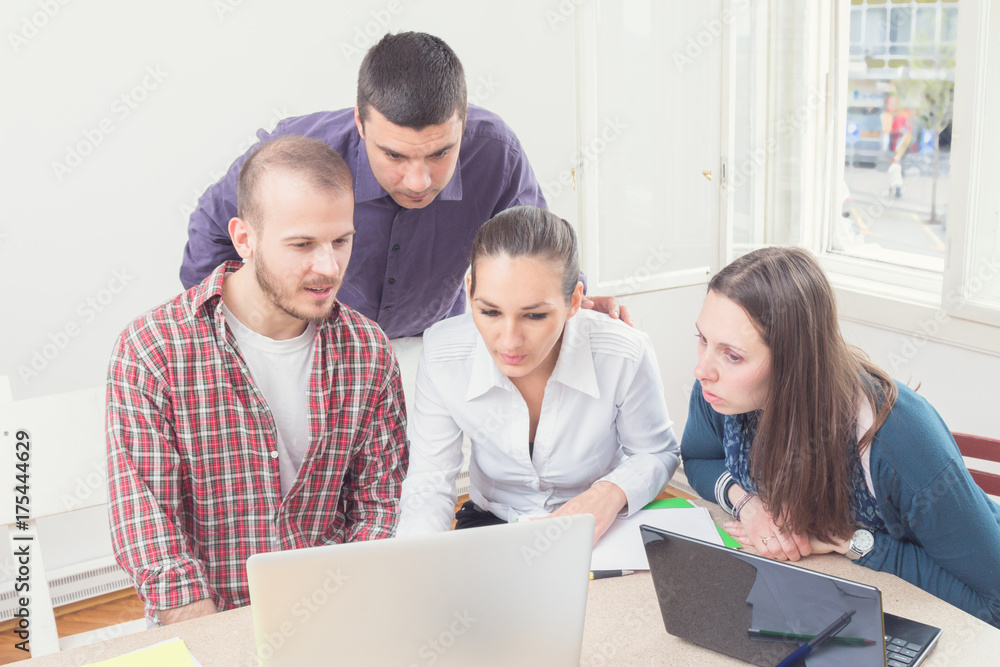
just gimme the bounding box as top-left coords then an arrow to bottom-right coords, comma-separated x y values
841,320 -> 1000,440
0,0 -> 578,401
0,0 -> 577,578
620,286 -> 705,444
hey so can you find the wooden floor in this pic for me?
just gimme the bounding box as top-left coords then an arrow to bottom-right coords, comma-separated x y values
0,589 -> 145,664
0,486 -> 696,664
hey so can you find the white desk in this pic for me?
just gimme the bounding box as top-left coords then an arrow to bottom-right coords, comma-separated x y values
20,502 -> 1000,666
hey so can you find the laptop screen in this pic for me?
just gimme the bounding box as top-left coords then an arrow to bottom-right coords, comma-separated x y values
247,515 -> 595,667
640,524 -> 887,667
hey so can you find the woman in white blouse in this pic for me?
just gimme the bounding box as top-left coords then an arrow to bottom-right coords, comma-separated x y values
396,206 -> 680,542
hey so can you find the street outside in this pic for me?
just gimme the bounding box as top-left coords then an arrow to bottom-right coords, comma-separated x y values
840,153 -> 949,260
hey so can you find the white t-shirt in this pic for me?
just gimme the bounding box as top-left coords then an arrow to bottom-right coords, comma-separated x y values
223,305 -> 316,497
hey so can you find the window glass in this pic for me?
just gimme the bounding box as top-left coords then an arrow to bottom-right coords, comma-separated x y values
865,8 -> 887,55
889,7 -> 911,55
940,7 -> 958,42
914,7 -> 937,57
834,1 -> 955,270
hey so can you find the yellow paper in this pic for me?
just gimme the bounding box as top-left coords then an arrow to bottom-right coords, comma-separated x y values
86,638 -> 196,667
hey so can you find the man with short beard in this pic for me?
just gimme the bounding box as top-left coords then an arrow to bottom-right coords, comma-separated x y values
181,32 -> 632,336
106,135 -> 407,626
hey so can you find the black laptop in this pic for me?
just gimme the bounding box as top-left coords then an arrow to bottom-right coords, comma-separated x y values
640,525 -> 941,667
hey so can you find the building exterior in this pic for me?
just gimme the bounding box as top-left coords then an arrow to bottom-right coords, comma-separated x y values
846,0 -> 957,167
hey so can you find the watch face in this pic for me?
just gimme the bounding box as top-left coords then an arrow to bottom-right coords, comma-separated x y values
853,529 -> 875,552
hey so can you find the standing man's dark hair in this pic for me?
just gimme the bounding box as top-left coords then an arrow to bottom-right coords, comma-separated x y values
182,32 -> 634,343
356,31 -> 467,129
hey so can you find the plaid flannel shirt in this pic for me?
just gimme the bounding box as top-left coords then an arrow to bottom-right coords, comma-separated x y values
106,262 -> 408,620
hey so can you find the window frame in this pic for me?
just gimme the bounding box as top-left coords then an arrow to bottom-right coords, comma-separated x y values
942,0 -> 1000,329
720,0 -> 999,354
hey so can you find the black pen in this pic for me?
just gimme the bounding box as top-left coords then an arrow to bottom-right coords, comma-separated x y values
748,628 -> 875,646
590,569 -> 635,580
775,609 -> 857,667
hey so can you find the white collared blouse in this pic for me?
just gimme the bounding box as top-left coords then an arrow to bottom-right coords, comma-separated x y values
396,309 -> 680,536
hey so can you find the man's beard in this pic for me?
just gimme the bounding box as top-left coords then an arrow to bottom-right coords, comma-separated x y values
253,249 -> 340,324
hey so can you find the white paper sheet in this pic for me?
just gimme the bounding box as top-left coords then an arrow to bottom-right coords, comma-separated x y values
590,507 -> 724,570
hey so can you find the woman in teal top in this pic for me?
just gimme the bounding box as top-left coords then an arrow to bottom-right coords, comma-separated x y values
681,246 -> 1000,627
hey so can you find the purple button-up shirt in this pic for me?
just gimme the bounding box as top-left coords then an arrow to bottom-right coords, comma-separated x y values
180,106 -> 546,338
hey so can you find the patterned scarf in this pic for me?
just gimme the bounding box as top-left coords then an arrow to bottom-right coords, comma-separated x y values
722,412 -> 884,531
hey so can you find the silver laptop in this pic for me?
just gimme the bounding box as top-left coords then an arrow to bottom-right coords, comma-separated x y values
640,525 -> 941,667
247,515 -> 595,667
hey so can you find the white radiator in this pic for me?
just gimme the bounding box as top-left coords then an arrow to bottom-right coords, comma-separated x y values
0,556 -> 133,622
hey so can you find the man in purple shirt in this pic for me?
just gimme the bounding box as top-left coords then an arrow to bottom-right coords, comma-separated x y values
181,32 -> 629,338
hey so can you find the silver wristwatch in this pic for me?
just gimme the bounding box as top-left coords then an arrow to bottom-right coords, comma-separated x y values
847,528 -> 875,560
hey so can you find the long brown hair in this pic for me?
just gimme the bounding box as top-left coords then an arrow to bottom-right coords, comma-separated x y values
709,247 -> 897,541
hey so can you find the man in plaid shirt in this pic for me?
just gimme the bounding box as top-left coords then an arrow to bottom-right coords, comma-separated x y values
107,135 -> 407,625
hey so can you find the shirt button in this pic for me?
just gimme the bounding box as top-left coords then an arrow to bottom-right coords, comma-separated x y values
391,244 -> 401,251
387,278 -> 396,285
383,306 -> 392,312
270,451 -> 279,459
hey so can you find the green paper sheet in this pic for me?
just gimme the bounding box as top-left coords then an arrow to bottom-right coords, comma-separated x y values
642,497 -> 742,549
